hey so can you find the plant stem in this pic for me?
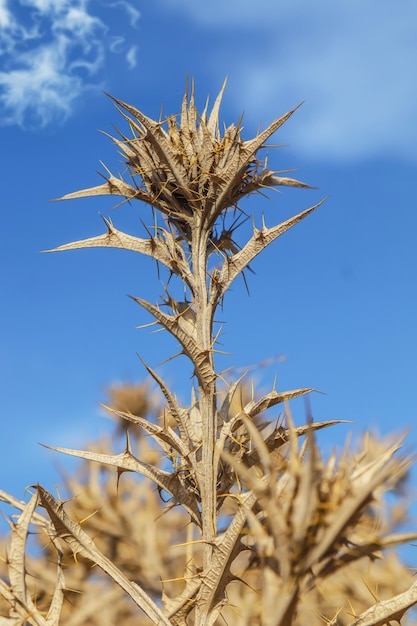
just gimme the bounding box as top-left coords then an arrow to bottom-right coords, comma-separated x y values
192,227 -> 217,569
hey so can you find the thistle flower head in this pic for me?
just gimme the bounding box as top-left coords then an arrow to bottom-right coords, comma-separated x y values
59,80 -> 311,250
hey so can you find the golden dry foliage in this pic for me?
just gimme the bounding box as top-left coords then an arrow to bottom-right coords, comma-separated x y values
0,387 -> 415,625
1,81 -> 416,625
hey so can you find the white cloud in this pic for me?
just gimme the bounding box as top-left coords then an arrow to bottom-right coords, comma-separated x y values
110,1 -> 140,28
126,44 -> 138,69
0,39 -> 84,127
53,6 -> 105,42
109,36 -> 125,53
0,0 -> 12,28
19,0 -> 75,14
0,0 -> 140,128
162,0 -> 417,163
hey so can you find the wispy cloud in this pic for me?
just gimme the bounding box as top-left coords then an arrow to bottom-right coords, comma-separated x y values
163,0 -> 417,162
110,1 -> 140,28
0,0 -> 140,128
0,41 -> 84,127
0,0 -> 12,28
126,45 -> 138,69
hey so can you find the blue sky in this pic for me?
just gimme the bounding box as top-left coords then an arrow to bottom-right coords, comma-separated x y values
1,0 -> 417,517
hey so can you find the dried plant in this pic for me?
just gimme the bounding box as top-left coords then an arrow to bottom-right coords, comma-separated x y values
1,80 -> 416,625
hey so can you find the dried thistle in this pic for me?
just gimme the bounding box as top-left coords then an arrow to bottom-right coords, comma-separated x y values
46,79 -> 324,575
0,80 -> 415,626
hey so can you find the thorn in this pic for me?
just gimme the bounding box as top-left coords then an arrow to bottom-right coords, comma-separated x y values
124,429 -> 132,454
139,218 -> 154,240
241,269 -> 251,296
135,320 -> 159,330
158,351 -> 184,366
99,160 -> 112,177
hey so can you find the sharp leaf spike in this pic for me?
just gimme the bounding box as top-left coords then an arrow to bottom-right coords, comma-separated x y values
136,355 -> 198,450
40,447 -> 202,527
207,77 -> 228,137
211,198 -> 326,307
36,486 -> 173,624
